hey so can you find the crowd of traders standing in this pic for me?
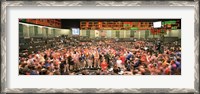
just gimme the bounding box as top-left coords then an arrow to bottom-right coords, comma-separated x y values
19,38 -> 181,75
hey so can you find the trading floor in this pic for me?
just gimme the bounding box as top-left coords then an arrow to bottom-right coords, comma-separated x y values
19,19 -> 181,75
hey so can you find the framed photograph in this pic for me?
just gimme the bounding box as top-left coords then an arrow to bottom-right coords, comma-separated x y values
1,0 -> 199,93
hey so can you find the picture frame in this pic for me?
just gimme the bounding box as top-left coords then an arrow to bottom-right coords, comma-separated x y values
1,0 -> 199,93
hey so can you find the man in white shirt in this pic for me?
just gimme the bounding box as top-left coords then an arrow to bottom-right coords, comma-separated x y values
116,57 -> 123,68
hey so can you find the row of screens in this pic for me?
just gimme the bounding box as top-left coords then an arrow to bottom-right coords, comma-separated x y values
72,22 -> 161,35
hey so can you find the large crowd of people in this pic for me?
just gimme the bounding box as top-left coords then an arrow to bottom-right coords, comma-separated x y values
19,37 -> 181,75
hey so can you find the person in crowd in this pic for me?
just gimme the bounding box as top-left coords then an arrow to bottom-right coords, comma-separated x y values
94,51 -> 100,68
116,57 -> 123,69
100,59 -> 108,71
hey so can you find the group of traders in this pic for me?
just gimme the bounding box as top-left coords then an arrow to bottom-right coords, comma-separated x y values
19,37 -> 181,75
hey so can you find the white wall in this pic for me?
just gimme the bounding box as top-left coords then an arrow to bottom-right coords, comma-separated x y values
42,27 -> 47,37
29,25 -> 35,37
119,30 -> 124,38
22,24 -> 29,37
134,30 -> 140,38
111,30 -> 116,38
178,30 -> 181,39
90,30 -> 95,38
19,22 -> 71,37
37,26 -> 43,37
134,30 -> 146,39
125,30 -> 130,38
80,30 -> 87,36
170,29 -> 181,38
58,29 -> 70,36
78,29 -> 181,39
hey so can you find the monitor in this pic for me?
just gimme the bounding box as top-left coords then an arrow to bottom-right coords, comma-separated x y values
72,28 -> 80,35
153,21 -> 162,28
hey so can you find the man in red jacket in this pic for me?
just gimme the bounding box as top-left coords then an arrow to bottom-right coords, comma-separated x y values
101,59 -> 108,71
